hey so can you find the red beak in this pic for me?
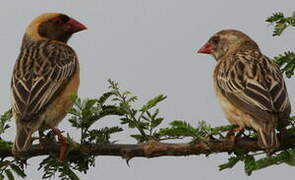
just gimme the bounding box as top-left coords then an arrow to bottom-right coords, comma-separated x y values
197,43 -> 213,54
66,18 -> 87,33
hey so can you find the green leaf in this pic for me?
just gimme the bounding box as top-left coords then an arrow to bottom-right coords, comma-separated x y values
127,96 -> 138,103
100,105 -> 125,116
266,12 -> 284,22
244,155 -> 256,176
151,118 -> 164,129
137,122 -> 150,130
62,166 -> 80,180
285,148 -> 295,166
120,117 -> 131,124
274,51 -> 295,78
141,115 -> 150,121
85,99 -> 98,110
152,109 -> 160,119
83,105 -> 125,128
140,95 -> 167,112
10,164 -> 26,178
86,126 -> 123,144
266,12 -> 295,36
68,108 -> 81,116
219,156 -> 241,171
0,109 -> 12,135
98,92 -> 115,105
5,169 -> 14,180
159,120 -> 197,138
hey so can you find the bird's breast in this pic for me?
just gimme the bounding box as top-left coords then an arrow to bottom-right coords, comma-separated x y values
213,66 -> 254,128
215,87 -> 252,128
41,67 -> 80,128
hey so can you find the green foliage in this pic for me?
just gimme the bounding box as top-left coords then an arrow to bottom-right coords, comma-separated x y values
0,110 -> 13,150
0,109 -> 12,137
108,79 -> 167,143
86,126 -> 123,144
38,136 -> 96,179
68,93 -> 124,144
218,117 -> 295,175
219,149 -> 295,176
38,90 -> 127,179
159,119 -> 295,176
0,160 -> 26,180
39,155 -> 80,180
266,12 -> 295,77
36,79 -> 170,179
0,111 -> 27,180
159,121 -> 208,142
219,156 -> 241,171
159,120 -> 236,142
266,12 -> 295,36
274,51 -> 295,78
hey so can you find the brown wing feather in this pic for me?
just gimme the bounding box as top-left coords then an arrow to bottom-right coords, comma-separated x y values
216,51 -> 291,125
11,40 -> 77,122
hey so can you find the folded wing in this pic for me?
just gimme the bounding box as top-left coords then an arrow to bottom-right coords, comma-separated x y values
11,42 -> 77,122
216,52 -> 291,125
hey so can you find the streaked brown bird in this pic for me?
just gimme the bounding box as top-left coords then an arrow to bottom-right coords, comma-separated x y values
11,13 -> 86,160
197,29 -> 291,149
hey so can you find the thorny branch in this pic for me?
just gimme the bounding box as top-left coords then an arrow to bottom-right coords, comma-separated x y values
2,134 -> 295,160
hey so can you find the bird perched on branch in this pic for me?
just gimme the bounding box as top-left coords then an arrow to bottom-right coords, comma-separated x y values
197,29 -> 291,149
11,13 -> 87,160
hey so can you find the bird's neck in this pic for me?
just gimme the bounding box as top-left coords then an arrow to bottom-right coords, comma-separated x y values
21,34 -> 67,49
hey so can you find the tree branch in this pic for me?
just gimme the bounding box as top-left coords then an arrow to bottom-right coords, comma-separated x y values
3,135 -> 295,160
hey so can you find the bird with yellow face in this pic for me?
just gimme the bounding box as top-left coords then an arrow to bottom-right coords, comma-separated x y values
11,13 -> 87,160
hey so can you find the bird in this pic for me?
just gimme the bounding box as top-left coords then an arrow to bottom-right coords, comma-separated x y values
11,13 -> 87,160
197,29 -> 291,149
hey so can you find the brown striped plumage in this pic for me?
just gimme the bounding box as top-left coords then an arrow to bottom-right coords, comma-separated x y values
198,29 -> 291,149
11,13 -> 86,153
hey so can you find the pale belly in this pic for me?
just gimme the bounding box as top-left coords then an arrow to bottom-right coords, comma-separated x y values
41,70 -> 80,128
215,88 -> 255,129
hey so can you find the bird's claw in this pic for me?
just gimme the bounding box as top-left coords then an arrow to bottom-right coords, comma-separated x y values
51,127 -> 68,161
226,127 -> 244,147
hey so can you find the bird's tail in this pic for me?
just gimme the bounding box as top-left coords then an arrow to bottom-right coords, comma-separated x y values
257,125 -> 279,149
12,123 -> 33,153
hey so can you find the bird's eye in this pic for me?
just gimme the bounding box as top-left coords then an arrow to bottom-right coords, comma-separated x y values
59,15 -> 70,23
49,15 -> 70,25
211,36 -> 220,44
49,18 -> 63,25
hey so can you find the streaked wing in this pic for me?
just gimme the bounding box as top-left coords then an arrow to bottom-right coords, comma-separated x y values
216,52 -> 291,123
11,42 -> 77,121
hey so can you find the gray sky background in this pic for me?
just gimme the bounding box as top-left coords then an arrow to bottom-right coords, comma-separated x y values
0,0 -> 295,179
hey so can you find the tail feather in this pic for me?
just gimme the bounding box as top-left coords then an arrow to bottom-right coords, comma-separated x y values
13,124 -> 32,153
257,127 -> 279,149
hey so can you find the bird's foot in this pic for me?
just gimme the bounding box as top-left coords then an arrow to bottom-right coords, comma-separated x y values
226,127 -> 244,146
51,128 -> 67,161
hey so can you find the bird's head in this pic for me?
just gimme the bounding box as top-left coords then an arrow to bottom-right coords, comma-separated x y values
197,29 -> 258,60
25,13 -> 87,43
